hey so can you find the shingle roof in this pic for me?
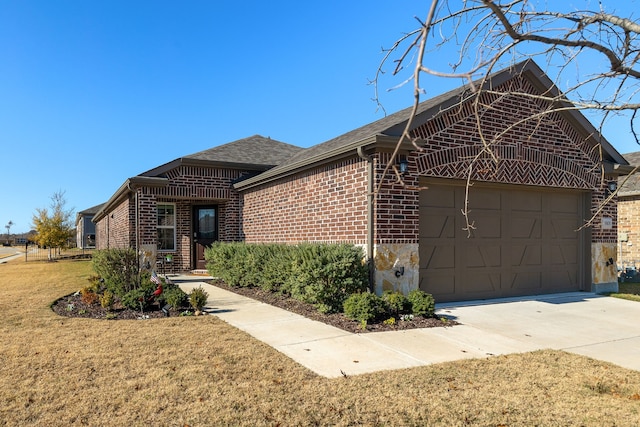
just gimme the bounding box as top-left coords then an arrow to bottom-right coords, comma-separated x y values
139,134 -> 304,177
183,134 -> 303,166
619,151 -> 640,196
236,60 -> 628,191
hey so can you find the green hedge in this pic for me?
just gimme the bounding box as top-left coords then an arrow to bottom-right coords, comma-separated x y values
205,242 -> 369,313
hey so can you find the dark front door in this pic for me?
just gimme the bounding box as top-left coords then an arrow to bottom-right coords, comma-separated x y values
193,206 -> 218,270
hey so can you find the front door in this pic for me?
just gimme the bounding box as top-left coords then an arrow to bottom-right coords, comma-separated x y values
193,206 -> 218,270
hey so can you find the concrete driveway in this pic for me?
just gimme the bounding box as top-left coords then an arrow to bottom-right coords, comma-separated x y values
177,277 -> 640,378
434,293 -> 640,372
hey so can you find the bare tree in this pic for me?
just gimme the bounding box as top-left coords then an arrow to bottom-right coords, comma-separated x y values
374,0 -> 640,231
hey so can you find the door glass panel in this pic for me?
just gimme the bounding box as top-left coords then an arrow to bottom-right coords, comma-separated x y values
198,208 -> 216,239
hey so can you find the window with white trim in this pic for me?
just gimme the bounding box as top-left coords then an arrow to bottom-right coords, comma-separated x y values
157,203 -> 176,251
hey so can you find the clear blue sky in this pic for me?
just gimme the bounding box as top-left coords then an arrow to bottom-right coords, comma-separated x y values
1,1 -> 639,234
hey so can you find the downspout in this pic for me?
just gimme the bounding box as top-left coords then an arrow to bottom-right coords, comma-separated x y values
357,146 -> 375,292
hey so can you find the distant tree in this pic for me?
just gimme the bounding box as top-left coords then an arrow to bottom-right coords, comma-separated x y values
32,191 -> 74,257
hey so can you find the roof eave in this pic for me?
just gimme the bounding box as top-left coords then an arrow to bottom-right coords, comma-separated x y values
93,176 -> 169,222
235,135 -> 391,191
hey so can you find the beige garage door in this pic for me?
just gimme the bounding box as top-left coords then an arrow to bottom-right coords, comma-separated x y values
419,182 -> 588,302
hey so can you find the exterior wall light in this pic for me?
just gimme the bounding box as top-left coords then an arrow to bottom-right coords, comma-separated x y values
606,181 -> 618,196
398,156 -> 409,175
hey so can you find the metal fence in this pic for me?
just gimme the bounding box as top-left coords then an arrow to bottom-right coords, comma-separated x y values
24,246 -> 94,262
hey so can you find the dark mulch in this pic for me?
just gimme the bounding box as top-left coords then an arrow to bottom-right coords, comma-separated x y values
208,280 -> 457,333
51,293 -> 190,320
51,281 -> 458,333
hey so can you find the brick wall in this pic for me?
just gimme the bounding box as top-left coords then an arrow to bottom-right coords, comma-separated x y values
95,196 -> 135,249
618,196 -> 640,266
374,152 -> 420,244
241,157 -> 369,243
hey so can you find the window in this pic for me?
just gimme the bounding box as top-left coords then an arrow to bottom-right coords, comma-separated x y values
157,203 -> 176,251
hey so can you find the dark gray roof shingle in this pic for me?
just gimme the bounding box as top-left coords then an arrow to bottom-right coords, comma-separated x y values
183,134 -> 303,166
619,151 -> 640,196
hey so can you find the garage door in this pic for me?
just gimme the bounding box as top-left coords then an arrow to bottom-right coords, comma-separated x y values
419,182 -> 588,302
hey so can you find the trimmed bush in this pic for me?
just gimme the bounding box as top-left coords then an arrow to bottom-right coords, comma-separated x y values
205,242 -> 369,313
343,292 -> 387,323
286,243 -> 369,313
163,285 -> 188,309
407,289 -> 435,317
189,286 -> 209,311
382,291 -> 411,316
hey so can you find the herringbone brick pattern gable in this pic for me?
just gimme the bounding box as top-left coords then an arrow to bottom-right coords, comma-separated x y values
411,75 -> 601,189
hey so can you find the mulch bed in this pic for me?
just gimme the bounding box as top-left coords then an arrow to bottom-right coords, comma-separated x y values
208,280 -> 457,333
51,281 -> 458,333
51,293 -> 188,320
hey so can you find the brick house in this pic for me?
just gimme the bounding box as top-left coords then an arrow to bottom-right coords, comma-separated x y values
95,60 -> 630,302
93,135 -> 304,271
617,151 -> 640,269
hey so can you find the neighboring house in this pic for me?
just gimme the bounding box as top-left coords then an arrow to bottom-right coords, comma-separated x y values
76,203 -> 103,249
617,151 -> 640,268
96,60 -> 630,302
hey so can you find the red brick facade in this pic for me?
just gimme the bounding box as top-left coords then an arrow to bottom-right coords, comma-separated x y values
95,165 -> 251,272
242,158 -> 369,243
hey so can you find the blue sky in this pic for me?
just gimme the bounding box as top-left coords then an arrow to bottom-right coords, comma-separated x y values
1,1 -> 639,234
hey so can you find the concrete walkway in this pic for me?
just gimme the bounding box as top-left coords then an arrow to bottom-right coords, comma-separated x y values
175,275 -> 640,378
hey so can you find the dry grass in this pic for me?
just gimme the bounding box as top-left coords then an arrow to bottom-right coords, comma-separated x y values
2,258 -> 640,426
611,283 -> 640,302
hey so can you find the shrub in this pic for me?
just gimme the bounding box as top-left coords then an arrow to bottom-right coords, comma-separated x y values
121,279 -> 157,311
100,290 -> 115,310
407,289 -> 435,317
343,292 -> 387,323
92,248 -> 140,297
382,291 -> 411,316
205,242 -> 369,313
80,287 -> 99,305
163,285 -> 188,309
189,286 -> 209,311
121,288 -> 147,311
287,243 -> 369,313
205,243 -> 295,292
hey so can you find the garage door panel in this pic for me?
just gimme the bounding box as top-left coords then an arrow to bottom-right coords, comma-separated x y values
420,214 -> 455,238
468,215 -> 502,238
420,245 -> 455,269
511,192 -> 543,212
511,245 -> 542,266
551,244 -> 578,265
419,183 -> 585,302
469,188 -> 502,210
420,186 -> 456,208
550,193 -> 580,213
462,273 -> 499,294
551,218 -> 580,239
508,271 -> 543,291
465,245 -> 501,267
511,217 -> 541,239
422,273 -> 457,297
